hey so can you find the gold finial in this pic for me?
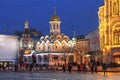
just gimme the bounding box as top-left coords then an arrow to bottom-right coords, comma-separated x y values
54,7 -> 56,15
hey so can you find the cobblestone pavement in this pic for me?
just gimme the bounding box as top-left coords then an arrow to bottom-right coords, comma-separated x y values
0,71 -> 120,80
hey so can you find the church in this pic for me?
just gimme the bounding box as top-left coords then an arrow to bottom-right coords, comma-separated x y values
23,8 -> 76,66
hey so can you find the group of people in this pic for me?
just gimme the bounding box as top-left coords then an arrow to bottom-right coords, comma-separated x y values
62,62 -> 98,74
62,63 -> 72,73
82,62 -> 98,74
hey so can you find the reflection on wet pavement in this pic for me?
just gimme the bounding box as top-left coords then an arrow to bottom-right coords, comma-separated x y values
0,75 -> 118,80
0,72 -> 119,80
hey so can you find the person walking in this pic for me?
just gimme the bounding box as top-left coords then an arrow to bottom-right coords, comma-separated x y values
94,63 -> 98,73
14,64 -> 18,72
62,64 -> 66,73
68,64 -> 72,73
83,63 -> 87,74
30,63 -> 34,74
91,63 -> 94,73
102,63 -> 107,75
80,64 -> 82,71
77,64 -> 80,72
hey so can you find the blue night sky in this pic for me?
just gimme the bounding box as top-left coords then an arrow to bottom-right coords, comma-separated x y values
0,0 -> 104,37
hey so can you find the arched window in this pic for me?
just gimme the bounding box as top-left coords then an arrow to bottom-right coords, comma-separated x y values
114,29 -> 119,44
56,46 -> 57,49
43,55 -> 49,62
38,55 -> 42,63
53,24 -> 55,29
69,55 -> 74,63
113,2 -> 118,15
57,24 -> 59,29
119,30 -> 120,44
53,55 -> 58,60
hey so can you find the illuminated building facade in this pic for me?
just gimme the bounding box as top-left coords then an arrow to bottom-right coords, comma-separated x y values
75,38 -> 90,64
98,0 -> 120,64
23,8 -> 76,65
20,19 -> 34,53
19,20 -> 34,66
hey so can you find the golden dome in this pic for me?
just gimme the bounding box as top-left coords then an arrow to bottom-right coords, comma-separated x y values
50,15 -> 60,21
50,7 -> 60,21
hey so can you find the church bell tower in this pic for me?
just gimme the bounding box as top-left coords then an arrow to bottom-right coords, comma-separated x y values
49,7 -> 61,35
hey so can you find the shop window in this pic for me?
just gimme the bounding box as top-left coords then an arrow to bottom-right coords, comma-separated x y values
53,55 -> 58,60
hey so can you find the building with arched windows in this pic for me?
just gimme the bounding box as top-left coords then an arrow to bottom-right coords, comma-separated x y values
98,0 -> 120,64
23,8 -> 76,66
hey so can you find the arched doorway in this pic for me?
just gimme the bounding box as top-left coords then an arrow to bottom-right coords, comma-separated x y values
113,52 -> 120,64
38,55 -> 42,64
68,55 -> 74,63
43,55 -> 49,65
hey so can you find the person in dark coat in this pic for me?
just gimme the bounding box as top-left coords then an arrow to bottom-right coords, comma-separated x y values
77,64 -> 80,72
94,63 -> 98,73
68,64 -> 72,73
62,64 -> 66,72
102,63 -> 107,75
91,63 -> 94,73
14,64 -> 18,72
30,63 -> 34,74
83,63 -> 87,74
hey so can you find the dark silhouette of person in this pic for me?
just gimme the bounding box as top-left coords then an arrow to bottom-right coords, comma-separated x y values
80,64 -> 82,71
83,63 -> 87,74
94,63 -> 98,73
77,64 -> 80,72
62,64 -> 66,72
102,63 -> 107,75
14,64 -> 18,72
68,64 -> 72,73
91,63 -> 94,73
30,63 -> 34,74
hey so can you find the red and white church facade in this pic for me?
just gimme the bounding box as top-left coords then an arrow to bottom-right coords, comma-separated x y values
23,9 -> 76,66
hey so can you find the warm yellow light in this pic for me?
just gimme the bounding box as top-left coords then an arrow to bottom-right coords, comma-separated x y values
24,50 -> 31,54
103,48 -> 105,52
107,46 -> 109,50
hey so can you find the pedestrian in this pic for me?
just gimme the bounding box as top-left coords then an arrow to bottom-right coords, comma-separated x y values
94,63 -> 98,73
30,63 -> 34,74
62,64 -> 66,72
102,63 -> 107,75
68,64 -> 72,73
80,64 -> 82,71
14,64 -> 18,72
83,63 -> 87,74
91,63 -> 94,73
77,64 -> 80,72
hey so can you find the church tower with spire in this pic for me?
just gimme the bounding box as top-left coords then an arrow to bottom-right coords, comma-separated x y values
20,19 -> 33,52
22,19 -> 30,38
49,7 -> 61,35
